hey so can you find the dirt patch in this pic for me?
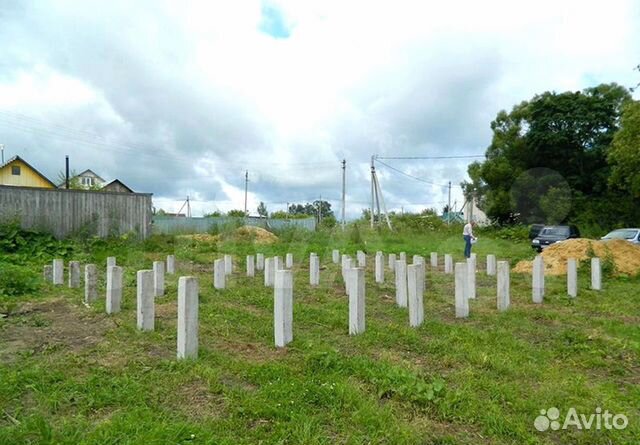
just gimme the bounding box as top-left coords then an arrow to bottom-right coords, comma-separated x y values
0,299 -> 111,363
177,226 -> 278,245
514,239 -> 640,276
172,379 -> 226,420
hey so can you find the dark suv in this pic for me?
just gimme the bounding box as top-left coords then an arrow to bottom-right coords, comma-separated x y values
531,225 -> 580,252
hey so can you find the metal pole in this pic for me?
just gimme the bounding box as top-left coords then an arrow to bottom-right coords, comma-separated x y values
65,155 -> 70,189
0,144 -> 4,164
244,170 -> 248,216
370,155 -> 375,228
447,181 -> 451,226
341,159 -> 346,231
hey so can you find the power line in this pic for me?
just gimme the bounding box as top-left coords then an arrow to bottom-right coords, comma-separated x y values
376,154 -> 485,160
374,159 -> 463,188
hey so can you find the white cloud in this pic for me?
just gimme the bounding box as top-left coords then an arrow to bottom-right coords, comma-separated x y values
0,0 -> 638,218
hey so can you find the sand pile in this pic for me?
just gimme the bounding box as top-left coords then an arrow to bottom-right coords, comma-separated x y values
177,233 -> 218,242
177,226 -> 279,245
232,226 -> 279,244
514,239 -> 640,276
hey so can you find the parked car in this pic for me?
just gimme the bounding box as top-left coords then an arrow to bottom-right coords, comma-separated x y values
531,225 -> 580,252
601,228 -> 640,244
528,224 -> 545,240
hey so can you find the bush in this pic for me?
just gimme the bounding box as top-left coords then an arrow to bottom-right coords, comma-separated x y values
0,262 -> 40,297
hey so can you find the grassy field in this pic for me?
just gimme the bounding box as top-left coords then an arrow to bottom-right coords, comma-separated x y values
1,228 -> 639,444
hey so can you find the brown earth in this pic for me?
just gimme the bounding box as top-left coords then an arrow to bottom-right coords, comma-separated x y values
177,226 -> 278,245
514,239 -> 640,276
0,299 -> 111,363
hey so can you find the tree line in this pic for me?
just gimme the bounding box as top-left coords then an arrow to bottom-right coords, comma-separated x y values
464,81 -> 640,234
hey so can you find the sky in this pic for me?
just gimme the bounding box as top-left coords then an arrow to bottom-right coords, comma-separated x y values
1,0 -> 639,218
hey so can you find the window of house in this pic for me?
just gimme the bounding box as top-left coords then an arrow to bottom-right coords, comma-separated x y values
82,177 -> 94,186
11,166 -> 20,175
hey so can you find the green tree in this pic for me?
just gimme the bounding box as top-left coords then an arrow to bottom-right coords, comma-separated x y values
270,210 -> 288,219
257,202 -> 268,218
227,209 -> 246,217
608,100 -> 640,198
467,83 -> 632,224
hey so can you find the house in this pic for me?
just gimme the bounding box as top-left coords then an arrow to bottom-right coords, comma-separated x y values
58,169 -> 105,189
102,179 -> 135,193
0,156 -> 56,189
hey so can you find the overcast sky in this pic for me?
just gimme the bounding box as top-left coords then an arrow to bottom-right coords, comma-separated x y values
1,0 -> 638,218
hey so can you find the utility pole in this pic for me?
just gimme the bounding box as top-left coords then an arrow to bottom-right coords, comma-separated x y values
370,155 -> 375,228
319,195 -> 323,226
0,144 -> 4,164
244,170 -> 249,216
65,155 -> 70,189
447,181 -> 452,226
341,159 -> 346,231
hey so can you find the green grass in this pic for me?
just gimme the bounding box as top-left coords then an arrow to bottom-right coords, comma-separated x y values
0,229 -> 638,444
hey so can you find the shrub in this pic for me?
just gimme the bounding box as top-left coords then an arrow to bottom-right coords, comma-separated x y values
0,262 -> 40,297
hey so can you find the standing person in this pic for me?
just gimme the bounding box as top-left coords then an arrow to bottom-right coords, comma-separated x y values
463,221 -> 477,258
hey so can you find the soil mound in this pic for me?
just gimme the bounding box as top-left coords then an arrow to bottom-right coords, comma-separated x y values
513,239 -> 640,276
177,226 -> 278,245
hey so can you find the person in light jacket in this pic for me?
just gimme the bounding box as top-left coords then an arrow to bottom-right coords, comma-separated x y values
463,221 -> 477,258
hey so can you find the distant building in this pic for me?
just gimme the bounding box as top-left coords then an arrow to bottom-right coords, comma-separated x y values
102,179 -> 134,193
58,169 -> 105,189
0,156 -> 56,189
463,197 -> 490,225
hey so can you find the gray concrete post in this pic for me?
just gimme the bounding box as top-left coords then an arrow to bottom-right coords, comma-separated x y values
497,261 -> 510,311
166,255 -> 176,274
532,255 -> 545,304
407,264 -> 424,327
177,276 -> 199,360
399,252 -> 406,263
224,254 -> 233,275
285,253 -> 293,269
68,261 -> 80,288
274,269 -> 293,347
136,270 -> 154,331
43,265 -> 53,282
591,257 -> 601,291
107,257 -> 116,268
430,252 -> 438,269
264,257 -> 274,287
455,262 -> 469,318
153,261 -> 165,297
274,256 -> 283,272
310,253 -> 320,286
106,266 -> 123,314
567,259 -> 577,298
246,255 -> 255,277
444,254 -> 453,274
466,256 -> 476,299
395,259 -> 408,308
388,253 -> 397,272
357,250 -> 366,268
53,259 -> 64,285
256,253 -> 265,271
214,259 -> 226,289
84,264 -> 97,304
486,254 -> 497,276
375,252 -> 384,284
332,249 -> 340,264
349,267 -> 365,335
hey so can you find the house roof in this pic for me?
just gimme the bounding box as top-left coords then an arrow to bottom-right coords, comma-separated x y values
56,168 -> 107,187
76,169 -> 105,182
0,155 -> 57,188
103,179 -> 134,193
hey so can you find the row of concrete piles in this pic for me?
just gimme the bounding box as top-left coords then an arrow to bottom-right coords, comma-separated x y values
44,249 -> 603,356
